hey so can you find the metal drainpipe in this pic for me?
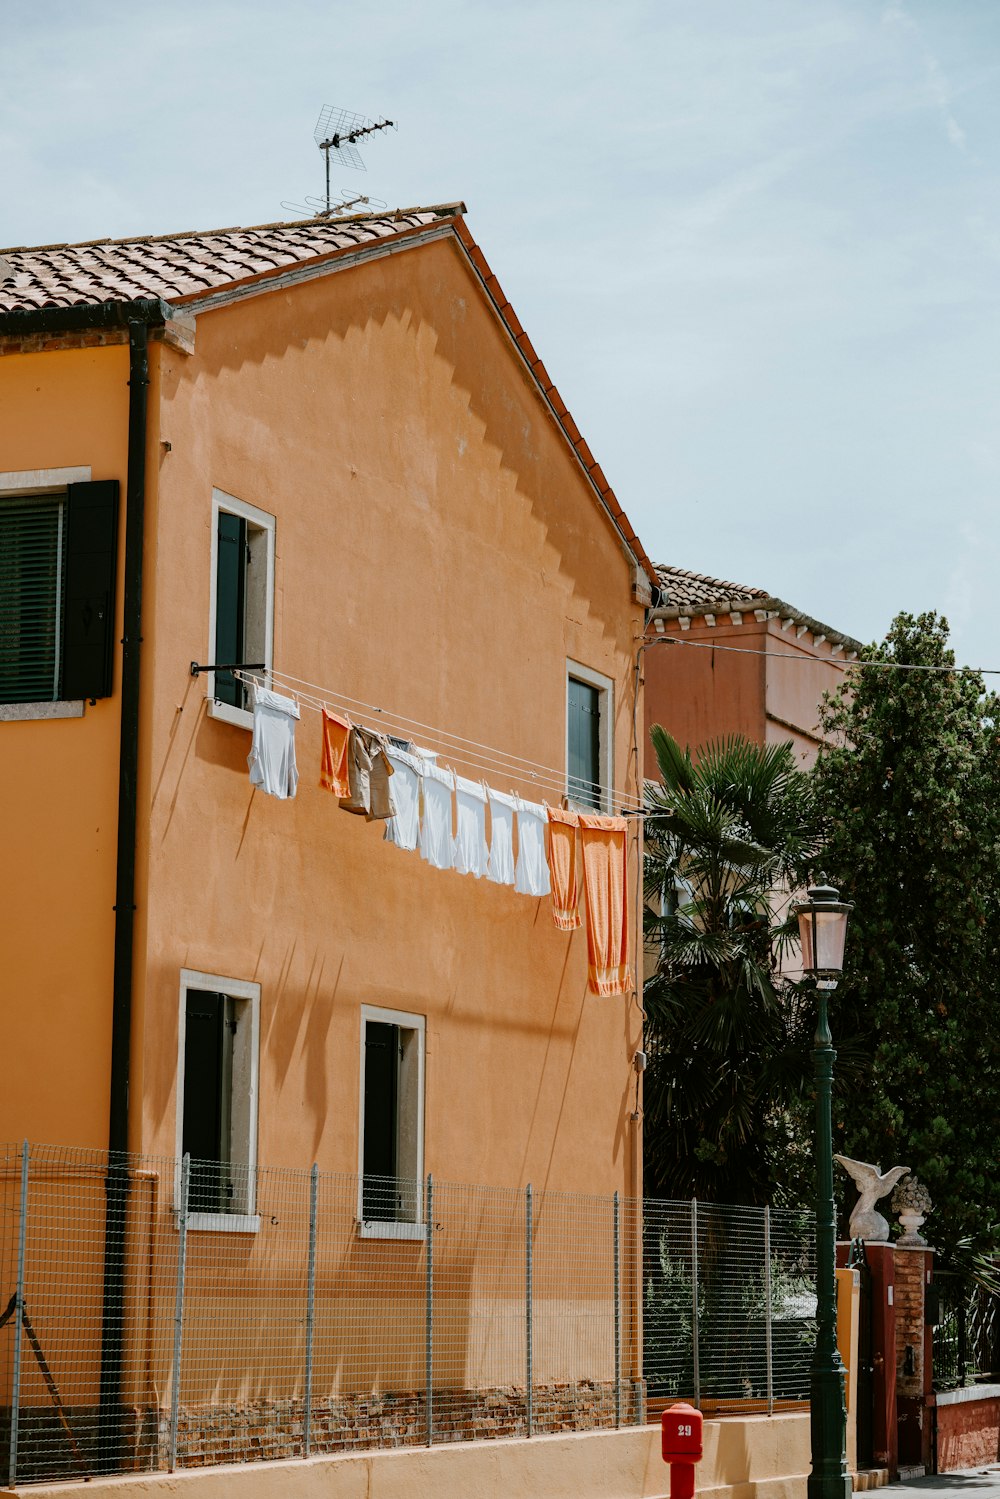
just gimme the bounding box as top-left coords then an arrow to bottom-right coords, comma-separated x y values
97,314 -> 152,1474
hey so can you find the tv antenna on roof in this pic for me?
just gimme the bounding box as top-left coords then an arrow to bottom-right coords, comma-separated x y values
282,107 -> 396,220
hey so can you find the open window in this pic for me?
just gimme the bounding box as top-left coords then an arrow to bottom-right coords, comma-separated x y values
0,469 -> 118,712
358,1005 -> 425,1239
177,969 -> 260,1231
207,489 -> 274,728
566,660 -> 613,811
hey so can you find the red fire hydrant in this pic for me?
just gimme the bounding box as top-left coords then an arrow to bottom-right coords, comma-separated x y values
661,1401 -> 703,1499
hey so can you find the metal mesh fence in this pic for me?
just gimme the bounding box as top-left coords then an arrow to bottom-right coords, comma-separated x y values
0,1144 -> 816,1484
642,1198 -> 816,1417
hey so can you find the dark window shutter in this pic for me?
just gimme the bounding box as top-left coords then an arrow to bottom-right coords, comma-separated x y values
61,480 -> 119,700
568,677 -> 601,809
214,510 -> 246,709
0,494 -> 65,703
362,1021 -> 399,1220
183,991 -> 232,1214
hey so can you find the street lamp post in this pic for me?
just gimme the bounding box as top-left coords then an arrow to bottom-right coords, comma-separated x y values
794,879 -> 854,1499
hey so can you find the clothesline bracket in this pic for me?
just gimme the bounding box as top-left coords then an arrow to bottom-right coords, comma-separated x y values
190,660 -> 267,677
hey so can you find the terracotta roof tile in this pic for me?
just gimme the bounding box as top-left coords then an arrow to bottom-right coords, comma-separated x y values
0,207 -> 462,312
655,565 -> 769,610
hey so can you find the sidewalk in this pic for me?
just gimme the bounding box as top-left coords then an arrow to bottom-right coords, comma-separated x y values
890,1470 -> 1000,1497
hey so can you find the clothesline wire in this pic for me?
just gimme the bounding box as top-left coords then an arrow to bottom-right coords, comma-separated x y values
648,635 -> 1000,675
241,671 -> 591,807
263,663 -> 627,789
233,668 -> 647,817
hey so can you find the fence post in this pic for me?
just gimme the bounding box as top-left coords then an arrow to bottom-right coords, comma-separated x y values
614,1190 -> 621,1429
764,1204 -> 774,1415
526,1183 -> 533,1437
303,1163 -> 318,1458
690,1197 -> 700,1409
425,1174 -> 434,1447
634,1193 -> 645,1425
8,1141 -> 29,1490
169,1153 -> 190,1473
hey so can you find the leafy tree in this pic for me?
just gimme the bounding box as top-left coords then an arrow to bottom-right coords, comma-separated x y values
812,611 -> 1000,1261
643,728 -> 822,1206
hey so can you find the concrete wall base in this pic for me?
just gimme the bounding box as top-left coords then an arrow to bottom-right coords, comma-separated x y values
18,1414 -> 812,1499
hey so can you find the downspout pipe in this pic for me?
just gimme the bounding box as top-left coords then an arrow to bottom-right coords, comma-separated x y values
97,315 -> 151,1473
1,298 -> 169,1471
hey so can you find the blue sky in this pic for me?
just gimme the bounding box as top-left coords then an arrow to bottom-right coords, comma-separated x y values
3,1 -> 999,664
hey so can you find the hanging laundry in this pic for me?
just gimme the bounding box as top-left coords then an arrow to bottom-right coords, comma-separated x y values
419,760 -> 455,871
247,686 -> 300,800
385,748 -> 423,851
339,726 -> 374,815
339,726 -> 396,821
486,788 -> 516,886
366,737 -> 396,823
319,709 -> 351,799
579,813 -> 632,996
514,797 -> 550,899
546,807 -> 581,930
453,776 -> 488,878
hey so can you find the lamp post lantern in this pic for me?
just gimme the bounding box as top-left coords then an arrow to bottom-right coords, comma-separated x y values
794,878 -> 853,1499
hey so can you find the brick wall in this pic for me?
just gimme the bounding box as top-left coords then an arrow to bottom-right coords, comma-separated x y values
2,1382 -> 641,1482
937,1393 -> 1000,1471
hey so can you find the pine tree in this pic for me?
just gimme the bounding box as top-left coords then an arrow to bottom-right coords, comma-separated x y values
813,611 -> 1000,1258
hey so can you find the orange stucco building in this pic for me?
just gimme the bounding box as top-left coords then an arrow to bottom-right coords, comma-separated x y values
643,566 -> 862,771
0,204 -> 653,1198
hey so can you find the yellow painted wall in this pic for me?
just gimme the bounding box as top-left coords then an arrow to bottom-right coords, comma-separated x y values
0,344 -> 133,1148
141,235 -> 644,1196
19,1413 -> 813,1499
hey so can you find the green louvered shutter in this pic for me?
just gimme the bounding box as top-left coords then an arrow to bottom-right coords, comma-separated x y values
568,677 -> 601,810
0,493 -> 66,703
214,509 -> 247,709
62,480 -> 119,701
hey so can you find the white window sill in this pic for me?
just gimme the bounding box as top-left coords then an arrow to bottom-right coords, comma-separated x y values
357,1219 -> 426,1241
0,701 -> 85,722
179,1212 -> 261,1234
207,697 -> 253,731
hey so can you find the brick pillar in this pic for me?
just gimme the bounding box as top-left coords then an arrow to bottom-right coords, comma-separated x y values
895,1246 -> 935,1471
867,1243 -> 898,1478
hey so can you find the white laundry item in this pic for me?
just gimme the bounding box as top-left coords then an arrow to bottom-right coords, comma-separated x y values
453,776 -> 488,878
514,796 -> 550,897
419,760 -> 455,871
247,686 -> 300,800
385,749 -> 423,852
486,788 -> 517,886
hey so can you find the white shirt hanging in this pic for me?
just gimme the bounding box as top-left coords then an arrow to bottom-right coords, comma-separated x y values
486,787 -> 517,886
385,749 -> 423,852
419,760 -> 455,871
514,796 -> 550,897
247,686 -> 300,800
453,776 -> 489,878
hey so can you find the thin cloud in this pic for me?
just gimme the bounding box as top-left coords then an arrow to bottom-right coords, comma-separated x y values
884,0 -> 967,151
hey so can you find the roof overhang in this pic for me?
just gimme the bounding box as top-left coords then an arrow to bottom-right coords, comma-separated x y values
647,595 -> 862,655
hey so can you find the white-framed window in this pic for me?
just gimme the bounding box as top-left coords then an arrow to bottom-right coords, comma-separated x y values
357,1005 -> 425,1240
0,466 -> 120,718
207,489 -> 275,729
566,659 -> 613,812
176,968 -> 260,1233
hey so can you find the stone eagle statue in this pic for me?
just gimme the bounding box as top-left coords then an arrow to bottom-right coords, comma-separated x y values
834,1156 -> 909,1242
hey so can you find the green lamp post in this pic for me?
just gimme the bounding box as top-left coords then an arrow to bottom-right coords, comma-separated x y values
794,878 -> 854,1499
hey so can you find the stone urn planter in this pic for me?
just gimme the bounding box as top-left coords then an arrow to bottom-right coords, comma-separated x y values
892,1175 -> 932,1247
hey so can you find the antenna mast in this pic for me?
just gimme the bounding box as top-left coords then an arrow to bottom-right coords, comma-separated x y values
315,107 -> 395,215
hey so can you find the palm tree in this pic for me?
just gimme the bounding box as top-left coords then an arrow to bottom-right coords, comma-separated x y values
643,727 -> 821,1205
